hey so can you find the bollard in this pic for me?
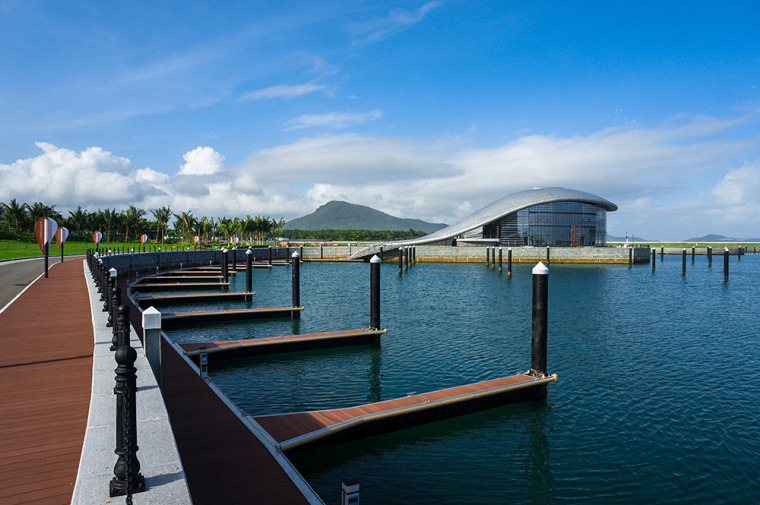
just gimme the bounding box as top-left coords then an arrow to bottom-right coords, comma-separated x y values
498,247 -> 503,272
660,246 -> 664,261
652,249 -> 656,271
682,249 -> 686,276
708,246 -> 712,267
321,244 -> 324,260
398,248 -> 403,274
246,248 -> 253,296
341,477 -> 360,505
530,262 -> 549,377
724,247 -> 729,280
628,247 -> 632,267
287,246 -> 291,265
114,304 -> 131,350
199,347 -> 208,379
508,248 -> 513,278
379,246 -> 384,261
738,246 -> 742,261
221,248 -> 229,287
268,245 -> 272,265
491,247 -> 496,269
105,268 -> 116,314
292,251 -> 301,318
404,247 -> 409,270
299,246 -> 303,263
691,245 -> 695,264
370,255 -> 381,330
232,247 -> 237,274
109,342 -> 145,498
546,246 -> 550,264
142,307 -> 162,389
110,286 -> 121,348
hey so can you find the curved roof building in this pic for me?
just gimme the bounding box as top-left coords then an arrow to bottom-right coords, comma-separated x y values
402,187 -> 617,247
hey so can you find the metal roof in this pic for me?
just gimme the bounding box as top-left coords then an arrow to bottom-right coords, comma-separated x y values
396,187 -> 617,246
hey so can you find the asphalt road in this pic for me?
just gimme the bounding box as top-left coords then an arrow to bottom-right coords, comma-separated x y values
0,256 -> 81,311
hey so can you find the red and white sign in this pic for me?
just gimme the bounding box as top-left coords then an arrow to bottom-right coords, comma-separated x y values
93,231 -> 103,246
55,227 -> 69,247
34,218 -> 58,254
194,236 -> 200,245
141,234 -> 148,245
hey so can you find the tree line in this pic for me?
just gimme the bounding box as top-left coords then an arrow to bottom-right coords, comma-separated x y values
0,199 -> 285,245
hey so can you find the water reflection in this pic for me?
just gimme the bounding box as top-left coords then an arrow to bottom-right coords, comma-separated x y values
366,346 -> 383,403
522,400 -> 554,505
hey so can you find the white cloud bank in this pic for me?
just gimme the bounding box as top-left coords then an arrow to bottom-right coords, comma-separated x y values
1,114 -> 758,239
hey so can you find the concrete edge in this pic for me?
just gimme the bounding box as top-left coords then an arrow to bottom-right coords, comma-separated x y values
72,259 -> 193,504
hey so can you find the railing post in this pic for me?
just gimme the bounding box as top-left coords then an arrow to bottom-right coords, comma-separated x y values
370,255 -> 381,330
110,286 -> 122,351
142,307 -> 162,389
109,342 -> 145,497
116,305 -> 131,350
530,262 -> 549,377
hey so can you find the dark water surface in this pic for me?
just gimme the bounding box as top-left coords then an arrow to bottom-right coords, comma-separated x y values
164,255 -> 760,504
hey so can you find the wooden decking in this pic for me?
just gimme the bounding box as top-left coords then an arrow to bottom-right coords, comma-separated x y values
0,260 -> 93,505
179,328 -> 386,360
130,281 -> 230,291
136,291 -> 254,307
161,306 -> 304,328
255,374 -> 557,452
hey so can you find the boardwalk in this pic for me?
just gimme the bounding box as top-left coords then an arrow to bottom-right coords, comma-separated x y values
255,374 -> 557,452
0,259 -> 93,505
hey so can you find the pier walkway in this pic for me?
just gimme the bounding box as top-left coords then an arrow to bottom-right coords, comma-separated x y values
0,259 -> 93,504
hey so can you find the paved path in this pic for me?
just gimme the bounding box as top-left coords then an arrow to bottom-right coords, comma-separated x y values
0,259 -> 93,504
0,256 -> 69,311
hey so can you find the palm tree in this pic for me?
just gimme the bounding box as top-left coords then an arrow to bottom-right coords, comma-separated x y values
67,206 -> 89,238
0,199 -> 29,234
151,206 -> 172,243
172,211 -> 196,243
274,217 -> 286,240
123,205 -> 147,242
98,208 -> 118,242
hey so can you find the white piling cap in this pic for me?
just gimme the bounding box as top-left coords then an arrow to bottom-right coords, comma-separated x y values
246,248 -> 253,255
370,255 -> 381,263
143,306 -> 162,330
532,261 -> 549,275
222,248 -> 228,253
292,251 -> 300,258
109,267 -> 117,277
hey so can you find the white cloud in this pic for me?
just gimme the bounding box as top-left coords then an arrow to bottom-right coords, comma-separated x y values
179,146 -> 225,175
284,110 -> 382,130
350,1 -> 443,46
239,83 -> 328,101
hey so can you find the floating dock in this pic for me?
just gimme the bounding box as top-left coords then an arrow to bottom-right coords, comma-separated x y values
254,373 -> 557,452
130,281 -> 230,291
161,306 -> 304,328
180,328 -> 386,361
136,291 -> 254,307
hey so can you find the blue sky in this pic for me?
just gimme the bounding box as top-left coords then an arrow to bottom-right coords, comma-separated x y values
2,1 -> 759,240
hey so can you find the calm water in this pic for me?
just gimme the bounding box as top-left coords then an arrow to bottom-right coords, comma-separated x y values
162,254 -> 760,504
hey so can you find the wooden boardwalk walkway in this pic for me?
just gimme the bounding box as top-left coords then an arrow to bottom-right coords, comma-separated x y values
160,306 -> 304,328
0,259 -> 93,505
179,328 -> 386,359
255,374 -> 557,452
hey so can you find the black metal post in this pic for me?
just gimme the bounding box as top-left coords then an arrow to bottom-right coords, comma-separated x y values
724,247 -> 729,280
106,273 -> 115,323
682,249 -> 686,276
498,247 -> 503,273
246,248 -> 253,296
530,262 -> 549,377
292,251 -> 300,317
628,247 -> 632,267
398,248 -> 403,274
546,246 -> 550,264
652,248 -> 656,271
115,304 -> 131,349
232,246 -> 237,272
508,247 -> 512,278
404,247 -> 409,270
370,255 -> 381,330
268,245 -> 272,265
61,242 -> 65,263
738,246 -> 742,261
708,246 -> 712,266
691,246 -> 695,263
486,246 -> 490,266
109,342 -> 145,497
221,248 -> 229,286
661,246 -> 664,261
110,287 -> 122,351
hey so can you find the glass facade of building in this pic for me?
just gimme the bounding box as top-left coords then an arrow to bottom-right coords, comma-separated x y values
495,201 -> 607,246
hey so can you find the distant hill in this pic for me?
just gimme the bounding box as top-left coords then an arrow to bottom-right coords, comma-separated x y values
685,234 -> 760,242
607,234 -> 650,243
282,201 -> 447,233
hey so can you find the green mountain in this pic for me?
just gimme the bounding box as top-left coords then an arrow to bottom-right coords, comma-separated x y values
282,201 -> 447,232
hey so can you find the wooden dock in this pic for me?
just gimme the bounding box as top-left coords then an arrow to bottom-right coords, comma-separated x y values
130,281 -> 230,291
0,260 -> 93,505
161,306 -> 304,328
136,291 -> 254,307
254,374 -> 557,452
179,328 -> 386,360
138,275 -> 222,283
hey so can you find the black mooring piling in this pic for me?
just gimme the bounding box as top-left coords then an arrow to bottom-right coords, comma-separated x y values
660,246 -> 664,261
221,248 -> 229,286
652,248 -> 656,271
682,249 -> 687,276
708,246 -> 712,266
370,255 -> 381,330
398,248 -> 403,274
245,247 -> 253,296
508,248 -> 512,278
546,246 -> 550,264
724,247 -> 729,280
498,247 -> 503,272
531,262 -> 549,377
628,247 -> 632,267
486,247 -> 490,266
292,251 -> 301,317
691,246 -> 695,264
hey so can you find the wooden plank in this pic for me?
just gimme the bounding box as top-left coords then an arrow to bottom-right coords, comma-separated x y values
136,291 -> 253,307
161,306 -> 304,328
